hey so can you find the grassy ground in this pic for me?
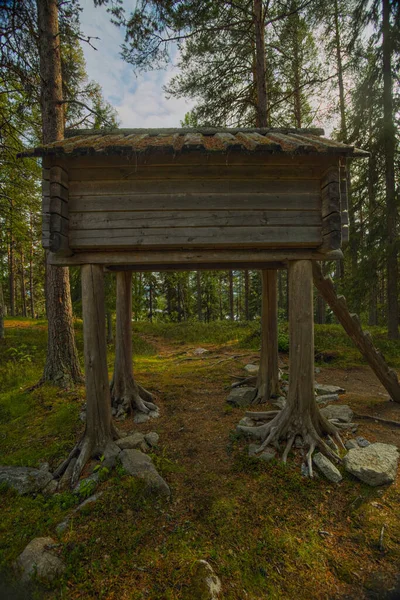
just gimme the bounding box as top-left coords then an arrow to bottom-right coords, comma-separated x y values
1,318 -> 400,599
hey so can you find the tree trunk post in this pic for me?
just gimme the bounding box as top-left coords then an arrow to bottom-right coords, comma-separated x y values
239,261 -> 341,473
287,260 -> 314,412
253,269 -> 280,403
111,271 -> 158,419
82,264 -> 114,454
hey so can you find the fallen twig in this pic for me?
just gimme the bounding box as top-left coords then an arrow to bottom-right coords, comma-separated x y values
354,413 -> 400,428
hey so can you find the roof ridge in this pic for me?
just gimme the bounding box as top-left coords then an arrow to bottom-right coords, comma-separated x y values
64,127 -> 325,138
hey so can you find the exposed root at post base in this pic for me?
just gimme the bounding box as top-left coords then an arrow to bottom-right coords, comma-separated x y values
238,405 -> 344,477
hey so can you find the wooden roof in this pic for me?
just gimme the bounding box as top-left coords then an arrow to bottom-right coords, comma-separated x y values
19,128 -> 368,158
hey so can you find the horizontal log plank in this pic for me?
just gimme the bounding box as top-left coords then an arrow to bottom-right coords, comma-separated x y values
48,248 -> 344,266
70,210 -> 321,230
69,192 -> 320,213
69,226 -> 321,248
68,164 -> 325,182
321,166 -> 339,189
69,178 -> 320,197
50,182 -> 68,202
54,153 -> 337,170
50,214 -> 69,235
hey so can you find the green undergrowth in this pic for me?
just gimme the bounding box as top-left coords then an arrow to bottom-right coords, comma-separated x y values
135,319 -> 400,368
0,317 -> 399,599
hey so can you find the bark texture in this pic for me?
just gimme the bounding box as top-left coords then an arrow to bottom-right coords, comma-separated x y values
111,271 -> 158,419
37,0 -> 82,386
54,265 -> 118,487
239,261 -> 341,474
382,0 -> 398,339
0,281 -> 4,339
253,270 -> 280,403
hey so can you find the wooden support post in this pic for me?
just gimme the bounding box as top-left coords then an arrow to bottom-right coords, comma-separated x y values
81,264 -> 114,453
313,261 -> 400,403
255,269 -> 280,402
287,260 -> 315,410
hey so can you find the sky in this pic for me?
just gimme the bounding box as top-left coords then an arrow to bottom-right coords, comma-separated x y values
79,0 -> 195,128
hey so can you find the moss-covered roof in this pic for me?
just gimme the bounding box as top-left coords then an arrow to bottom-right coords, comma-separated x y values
19,127 -> 368,158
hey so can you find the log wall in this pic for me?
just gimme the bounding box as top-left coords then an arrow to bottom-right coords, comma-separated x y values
63,157 -> 325,251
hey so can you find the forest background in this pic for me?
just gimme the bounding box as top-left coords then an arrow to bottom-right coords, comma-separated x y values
0,0 -> 399,341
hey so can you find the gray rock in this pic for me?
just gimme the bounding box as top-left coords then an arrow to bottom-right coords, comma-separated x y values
244,363 -> 259,374
238,417 -> 256,428
104,442 -> 121,460
345,439 -> 359,450
116,433 -> 147,451
313,453 -> 342,483
184,560 -> 221,600
343,443 -> 399,486
356,436 -> 370,448
316,393 -> 339,404
16,537 -> 65,583
79,411 -> 86,423
75,492 -> 102,513
119,449 -> 170,497
315,383 -> 345,396
73,472 -> 99,495
248,444 -> 276,462
272,396 -> 286,409
193,347 -> 208,355
227,386 -> 256,407
134,409 -> 159,424
42,479 -> 59,496
315,367 -> 321,374
144,432 -> 159,447
0,465 -> 53,495
320,404 -> 353,423
56,521 -> 69,535
301,463 -> 310,477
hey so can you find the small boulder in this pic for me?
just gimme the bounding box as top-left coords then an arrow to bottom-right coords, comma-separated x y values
343,443 -> 399,486
313,453 -> 342,483
73,472 -> 99,495
315,383 -> 345,396
227,387 -> 256,407
345,439 -> 359,450
184,560 -> 221,600
144,432 -> 159,447
272,397 -> 286,409
238,417 -> 256,428
0,465 -> 53,495
248,444 -> 276,462
320,404 -> 353,423
193,347 -> 208,355
316,393 -> 339,404
134,409 -> 159,424
119,449 -> 170,497
356,436 -> 370,448
244,363 -> 259,374
16,537 -> 65,583
116,433 -> 147,452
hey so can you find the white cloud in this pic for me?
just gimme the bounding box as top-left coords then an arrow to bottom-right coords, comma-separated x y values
78,0 -> 194,127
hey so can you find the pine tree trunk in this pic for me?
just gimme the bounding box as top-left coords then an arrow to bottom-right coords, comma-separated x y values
0,280 -> 5,339
229,271 -> 234,320
37,0 -> 82,385
106,310 -> 113,344
244,270 -> 250,321
196,271 -> 202,321
29,213 -> 35,318
20,249 -> 27,318
382,0 -> 398,339
253,0 -> 269,126
9,237 -> 15,317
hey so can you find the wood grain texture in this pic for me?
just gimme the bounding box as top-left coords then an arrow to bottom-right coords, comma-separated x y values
70,210 -> 321,230
69,193 -> 320,213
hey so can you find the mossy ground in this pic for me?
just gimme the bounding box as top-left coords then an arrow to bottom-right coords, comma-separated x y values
1,318 -> 400,599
